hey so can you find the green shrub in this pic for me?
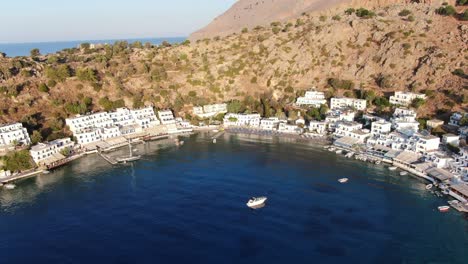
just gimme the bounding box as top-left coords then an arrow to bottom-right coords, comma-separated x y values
2,150 -> 34,171
399,9 -> 412,16
355,8 -> 375,18
38,83 -> 49,93
436,5 -> 456,16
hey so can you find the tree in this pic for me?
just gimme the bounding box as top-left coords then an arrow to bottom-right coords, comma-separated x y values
355,8 -> 375,18
227,100 -> 244,113
30,48 -> 40,57
436,5 -> 456,16
31,130 -> 43,144
2,150 -> 33,172
460,9 -> 468,21
411,98 -> 425,108
398,9 -> 412,16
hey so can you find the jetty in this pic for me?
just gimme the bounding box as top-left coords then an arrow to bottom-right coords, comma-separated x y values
211,131 -> 225,140
1,169 -> 44,184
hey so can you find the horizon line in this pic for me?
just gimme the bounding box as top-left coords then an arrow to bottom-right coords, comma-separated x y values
0,36 -> 188,45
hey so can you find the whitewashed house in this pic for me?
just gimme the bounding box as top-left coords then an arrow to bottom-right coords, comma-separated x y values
223,114 -> 261,127
334,121 -> 370,143
74,128 -> 102,145
389,91 -> 426,106
443,134 -> 460,147
100,126 -> 121,140
392,108 -> 419,132
66,112 -> 113,134
452,148 -> 468,178
30,138 -> 74,165
130,107 -> 160,129
0,123 -> 31,146
330,97 -> 367,111
158,110 -> 176,125
278,122 -> 303,134
109,108 -> 135,127
296,90 -> 327,107
427,119 -> 444,129
193,103 -> 227,118
260,118 -> 280,131
415,135 -> 440,154
449,112 -> 467,127
308,121 -> 328,134
371,120 -> 392,135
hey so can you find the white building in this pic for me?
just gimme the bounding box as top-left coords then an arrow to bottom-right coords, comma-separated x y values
330,97 -> 367,111
442,134 -> 459,147
389,91 -> 426,106
100,126 -> 121,140
66,112 -> 113,134
110,107 -> 160,129
334,121 -> 363,137
158,110 -> 176,125
193,103 -> 227,118
415,135 -> 440,154
308,121 -> 328,134
130,107 -> 160,129
74,128 -> 102,145
30,138 -> 74,164
325,109 -> 356,131
453,148 -> 468,178
278,122 -> 303,134
260,118 -> 280,130
392,108 -> 419,132
0,123 -> 31,146
223,113 -> 261,127
371,120 -> 392,135
449,112 -> 467,127
296,90 -> 327,107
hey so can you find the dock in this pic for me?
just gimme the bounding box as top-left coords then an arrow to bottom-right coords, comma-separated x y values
98,152 -> 118,165
1,169 -> 44,184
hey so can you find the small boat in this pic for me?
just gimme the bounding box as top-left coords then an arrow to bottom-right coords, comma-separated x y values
213,139 -> 217,144
338,178 -> 349,184
375,161 -> 381,165
442,189 -> 450,195
388,166 -> 397,171
42,170 -> 51,174
246,197 -> 267,208
426,184 -> 433,190
400,171 -> 408,176
335,150 -> 343,154
212,129 -> 219,133
438,206 -> 450,212
4,184 -> 16,190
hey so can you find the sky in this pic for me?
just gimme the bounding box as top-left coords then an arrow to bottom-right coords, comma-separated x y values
0,0 -> 237,43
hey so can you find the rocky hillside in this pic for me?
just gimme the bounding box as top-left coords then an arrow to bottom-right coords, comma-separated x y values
189,0 -> 456,40
0,3 -> 467,140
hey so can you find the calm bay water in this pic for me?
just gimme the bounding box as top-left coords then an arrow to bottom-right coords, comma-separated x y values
0,37 -> 186,57
1,133 -> 467,263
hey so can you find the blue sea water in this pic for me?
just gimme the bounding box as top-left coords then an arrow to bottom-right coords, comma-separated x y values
0,37 -> 186,57
0,133 -> 467,264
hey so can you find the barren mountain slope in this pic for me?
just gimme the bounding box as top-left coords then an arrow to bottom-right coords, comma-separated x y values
189,0 -> 455,40
0,3 -> 466,138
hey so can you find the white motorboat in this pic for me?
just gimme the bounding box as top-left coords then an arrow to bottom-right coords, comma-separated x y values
338,178 -> 349,184
426,184 -> 433,190
246,197 -> 267,208
375,161 -> 381,165
213,139 -> 217,144
4,184 -> 16,190
388,166 -> 397,171
400,171 -> 408,176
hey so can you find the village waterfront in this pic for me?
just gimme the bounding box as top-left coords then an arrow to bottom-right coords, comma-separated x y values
1,132 -> 467,264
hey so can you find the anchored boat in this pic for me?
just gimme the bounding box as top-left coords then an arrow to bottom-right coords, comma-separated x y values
426,184 -> 433,190
247,197 -> 267,208
338,178 -> 349,184
438,206 -> 450,212
4,184 -> 16,190
388,166 -> 397,171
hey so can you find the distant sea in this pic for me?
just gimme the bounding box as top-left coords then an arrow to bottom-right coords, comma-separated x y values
0,37 -> 186,57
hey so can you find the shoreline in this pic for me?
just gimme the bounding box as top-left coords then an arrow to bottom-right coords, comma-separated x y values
2,129 -> 467,213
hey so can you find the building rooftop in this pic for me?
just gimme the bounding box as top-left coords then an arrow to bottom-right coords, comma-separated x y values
450,184 -> 468,197
426,167 -> 454,181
